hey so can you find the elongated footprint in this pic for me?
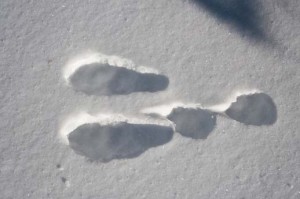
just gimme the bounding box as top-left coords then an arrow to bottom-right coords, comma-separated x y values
142,103 -> 216,139
60,113 -> 173,162
63,53 -> 169,96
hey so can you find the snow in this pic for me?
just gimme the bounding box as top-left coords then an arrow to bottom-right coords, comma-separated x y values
1,0 -> 300,198
64,53 -> 168,96
65,113 -> 173,162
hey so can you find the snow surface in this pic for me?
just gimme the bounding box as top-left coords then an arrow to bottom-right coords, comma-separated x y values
64,53 -> 168,96
1,0 -> 300,198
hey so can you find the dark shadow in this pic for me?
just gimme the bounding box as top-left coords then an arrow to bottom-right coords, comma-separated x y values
68,122 -> 173,162
225,93 -> 277,125
69,63 -> 169,96
167,107 -> 216,139
192,0 -> 267,41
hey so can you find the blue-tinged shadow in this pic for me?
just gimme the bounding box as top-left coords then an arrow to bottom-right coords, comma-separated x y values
192,0 -> 267,41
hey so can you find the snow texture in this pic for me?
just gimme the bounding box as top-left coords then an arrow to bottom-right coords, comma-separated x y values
167,107 -> 216,139
143,91 -> 276,139
1,0 -> 300,198
60,113 -> 173,162
64,53 -> 169,96
68,121 -> 173,161
225,92 -> 277,125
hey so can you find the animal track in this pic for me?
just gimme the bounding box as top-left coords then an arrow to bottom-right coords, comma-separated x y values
143,91 -> 277,139
61,53 -> 278,161
64,53 -> 169,96
225,92 -> 277,125
209,91 -> 277,126
60,113 -> 173,161
142,103 -> 216,139
167,107 -> 216,139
